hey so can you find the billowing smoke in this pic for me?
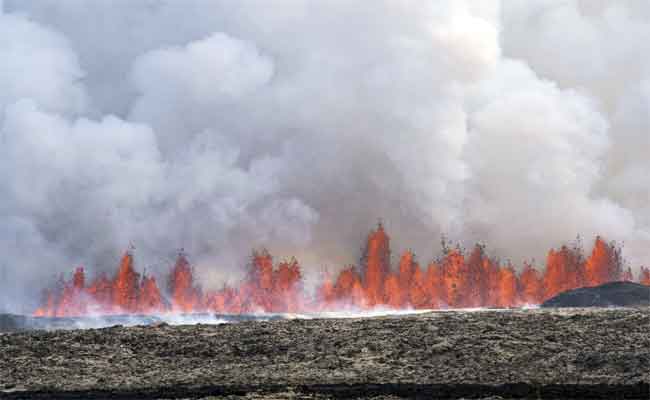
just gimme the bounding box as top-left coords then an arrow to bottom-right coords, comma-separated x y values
1,1 -> 648,312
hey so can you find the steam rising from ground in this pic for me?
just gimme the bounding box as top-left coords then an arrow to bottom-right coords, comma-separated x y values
0,1 -> 648,312
2,309 -> 475,331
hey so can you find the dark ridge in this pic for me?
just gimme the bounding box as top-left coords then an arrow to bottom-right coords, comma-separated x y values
541,281 -> 650,308
2,382 -> 648,399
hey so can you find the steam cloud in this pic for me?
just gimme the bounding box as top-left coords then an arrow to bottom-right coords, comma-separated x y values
1,1 -> 648,312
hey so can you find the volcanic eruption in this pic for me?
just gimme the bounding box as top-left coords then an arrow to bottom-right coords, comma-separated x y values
34,224 -> 650,317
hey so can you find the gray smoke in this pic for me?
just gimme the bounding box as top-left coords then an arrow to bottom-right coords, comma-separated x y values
0,0 -> 648,312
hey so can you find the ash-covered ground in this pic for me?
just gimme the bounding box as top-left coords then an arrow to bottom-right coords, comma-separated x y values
0,308 -> 648,399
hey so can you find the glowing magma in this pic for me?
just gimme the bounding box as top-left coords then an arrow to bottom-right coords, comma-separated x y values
34,224 -> 649,316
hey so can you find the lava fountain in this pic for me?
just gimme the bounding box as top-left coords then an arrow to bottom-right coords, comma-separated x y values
34,224 -> 650,317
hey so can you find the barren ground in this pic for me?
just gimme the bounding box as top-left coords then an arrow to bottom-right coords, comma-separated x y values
1,308 -> 648,399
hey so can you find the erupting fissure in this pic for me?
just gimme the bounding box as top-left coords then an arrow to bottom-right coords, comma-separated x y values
35,224 -> 650,317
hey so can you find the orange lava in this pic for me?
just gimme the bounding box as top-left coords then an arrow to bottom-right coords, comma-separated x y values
34,224 -> 649,317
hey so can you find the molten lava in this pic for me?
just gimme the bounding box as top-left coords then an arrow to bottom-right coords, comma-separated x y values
35,224 -> 650,317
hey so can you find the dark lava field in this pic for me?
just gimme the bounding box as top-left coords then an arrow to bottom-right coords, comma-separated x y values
1,308 -> 649,399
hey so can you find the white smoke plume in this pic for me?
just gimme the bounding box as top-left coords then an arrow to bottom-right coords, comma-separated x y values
0,0 -> 648,312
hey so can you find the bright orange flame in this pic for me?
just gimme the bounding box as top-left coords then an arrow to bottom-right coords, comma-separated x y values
362,223 -> 390,307
519,263 -> 543,304
168,253 -> 200,312
139,276 -> 164,313
34,224 -> 648,316
640,267 -> 650,286
584,236 -> 622,287
113,253 -> 140,313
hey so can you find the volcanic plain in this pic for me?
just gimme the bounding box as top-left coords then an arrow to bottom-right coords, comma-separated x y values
1,308 -> 649,399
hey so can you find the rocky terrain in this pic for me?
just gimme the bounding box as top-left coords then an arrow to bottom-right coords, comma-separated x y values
541,282 -> 650,308
0,308 -> 648,399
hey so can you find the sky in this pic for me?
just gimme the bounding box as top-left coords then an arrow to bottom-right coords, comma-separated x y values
0,0 -> 648,312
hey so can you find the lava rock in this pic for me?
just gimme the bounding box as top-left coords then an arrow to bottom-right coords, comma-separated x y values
0,309 -> 648,399
541,281 -> 650,308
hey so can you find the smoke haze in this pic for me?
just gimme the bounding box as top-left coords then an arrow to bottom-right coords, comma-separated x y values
1,0 -> 648,312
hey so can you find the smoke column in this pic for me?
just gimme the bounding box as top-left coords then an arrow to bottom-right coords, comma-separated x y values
0,1 -> 648,312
